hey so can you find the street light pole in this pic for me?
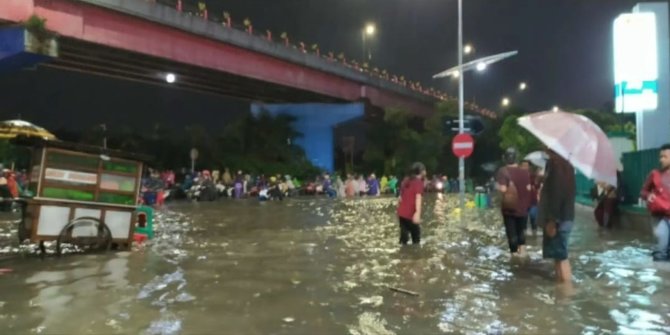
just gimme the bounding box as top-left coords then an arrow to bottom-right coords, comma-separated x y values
457,0 -> 465,209
361,30 -> 367,60
362,23 -> 375,61
433,5 -> 516,211
101,124 -> 107,149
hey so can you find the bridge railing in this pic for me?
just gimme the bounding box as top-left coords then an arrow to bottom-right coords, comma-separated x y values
144,0 -> 497,119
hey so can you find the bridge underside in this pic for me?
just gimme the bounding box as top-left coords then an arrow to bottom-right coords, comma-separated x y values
46,37 -> 344,104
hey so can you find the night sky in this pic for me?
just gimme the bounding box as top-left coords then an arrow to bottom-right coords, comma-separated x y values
0,0 -> 644,131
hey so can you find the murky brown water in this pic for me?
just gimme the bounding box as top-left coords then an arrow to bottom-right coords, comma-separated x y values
0,195 -> 669,334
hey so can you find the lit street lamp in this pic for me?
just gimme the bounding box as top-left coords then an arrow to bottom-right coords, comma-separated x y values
362,23 -> 376,61
432,0 -> 518,210
519,82 -> 527,91
502,97 -> 510,107
165,73 -> 176,84
464,44 -> 473,55
553,105 -> 560,112
433,50 -> 518,78
365,24 -> 375,36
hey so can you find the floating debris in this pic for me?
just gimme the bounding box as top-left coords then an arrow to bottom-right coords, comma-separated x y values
386,285 -> 419,297
359,296 -> 384,307
348,312 -> 395,335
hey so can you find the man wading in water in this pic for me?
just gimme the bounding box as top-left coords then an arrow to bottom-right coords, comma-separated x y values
397,162 -> 426,245
538,149 -> 576,284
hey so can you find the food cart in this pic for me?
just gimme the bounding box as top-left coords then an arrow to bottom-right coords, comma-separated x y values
12,137 -> 150,256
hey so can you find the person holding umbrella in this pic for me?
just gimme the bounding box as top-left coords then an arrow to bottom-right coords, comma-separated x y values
538,149 -> 576,283
518,110 -> 618,284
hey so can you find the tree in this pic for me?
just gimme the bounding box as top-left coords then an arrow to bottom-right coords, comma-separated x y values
498,107 -> 634,158
63,111 -> 319,178
498,107 -> 543,157
362,103 -> 460,177
363,107 -> 425,176
573,109 -> 619,130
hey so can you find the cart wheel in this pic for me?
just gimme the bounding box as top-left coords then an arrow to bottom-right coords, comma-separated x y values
56,217 -> 112,257
38,240 -> 46,258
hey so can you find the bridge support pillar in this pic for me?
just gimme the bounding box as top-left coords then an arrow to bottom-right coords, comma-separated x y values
251,103 -> 364,172
0,27 -> 58,74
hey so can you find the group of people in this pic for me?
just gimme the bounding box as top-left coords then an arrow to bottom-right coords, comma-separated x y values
141,168 -> 412,203
0,169 -> 26,200
395,148 -> 576,285
0,168 -> 30,212
396,143 -> 670,290
495,148 -> 575,284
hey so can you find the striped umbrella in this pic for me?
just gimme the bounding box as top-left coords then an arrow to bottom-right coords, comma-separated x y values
0,120 -> 56,140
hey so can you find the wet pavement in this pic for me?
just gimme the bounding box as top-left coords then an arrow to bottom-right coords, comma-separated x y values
0,195 -> 669,334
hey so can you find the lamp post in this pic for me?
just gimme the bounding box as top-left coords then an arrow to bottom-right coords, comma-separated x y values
362,23 -> 376,61
100,124 -> 107,149
433,0 -> 518,210
434,48 -> 519,209
457,0 -> 465,209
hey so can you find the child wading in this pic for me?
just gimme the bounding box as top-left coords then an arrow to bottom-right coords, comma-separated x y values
397,162 -> 426,245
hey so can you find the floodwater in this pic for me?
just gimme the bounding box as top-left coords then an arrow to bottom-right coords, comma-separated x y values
0,195 -> 669,334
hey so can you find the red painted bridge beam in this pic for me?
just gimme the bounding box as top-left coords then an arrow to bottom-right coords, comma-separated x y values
0,0 -> 445,116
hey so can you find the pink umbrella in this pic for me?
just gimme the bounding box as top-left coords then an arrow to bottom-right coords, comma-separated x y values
518,110 -> 618,186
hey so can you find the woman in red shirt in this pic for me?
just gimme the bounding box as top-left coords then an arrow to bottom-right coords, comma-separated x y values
397,162 -> 426,245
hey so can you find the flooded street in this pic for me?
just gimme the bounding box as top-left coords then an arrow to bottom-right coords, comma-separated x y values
1,195 -> 669,334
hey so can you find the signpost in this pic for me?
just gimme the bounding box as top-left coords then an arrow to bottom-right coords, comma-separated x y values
190,148 -> 199,173
452,134 -> 474,198
452,133 -> 475,158
443,118 -> 485,136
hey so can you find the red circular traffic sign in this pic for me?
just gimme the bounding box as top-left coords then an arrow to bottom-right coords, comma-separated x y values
452,133 -> 475,158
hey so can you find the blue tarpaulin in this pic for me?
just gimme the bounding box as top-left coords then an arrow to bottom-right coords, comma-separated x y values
250,103 -> 364,172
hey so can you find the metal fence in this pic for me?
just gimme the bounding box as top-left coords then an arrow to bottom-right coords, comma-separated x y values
574,148 -> 658,205
621,148 -> 658,204
575,170 -> 594,199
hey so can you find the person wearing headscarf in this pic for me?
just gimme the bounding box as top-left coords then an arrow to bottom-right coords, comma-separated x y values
345,174 -> 356,198
380,175 -> 389,194
222,168 -> 233,186
368,174 -> 380,196
334,175 -> 345,198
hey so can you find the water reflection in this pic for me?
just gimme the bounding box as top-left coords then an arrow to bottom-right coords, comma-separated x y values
0,195 -> 668,334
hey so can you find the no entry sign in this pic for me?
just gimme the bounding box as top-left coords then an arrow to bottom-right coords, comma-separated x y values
452,133 -> 475,158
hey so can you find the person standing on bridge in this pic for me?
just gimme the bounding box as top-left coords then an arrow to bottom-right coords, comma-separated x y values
397,162 -> 426,245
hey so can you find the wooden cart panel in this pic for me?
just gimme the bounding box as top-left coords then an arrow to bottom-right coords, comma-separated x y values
26,200 -> 136,244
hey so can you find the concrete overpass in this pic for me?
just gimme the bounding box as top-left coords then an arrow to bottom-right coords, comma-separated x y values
0,0 -> 489,117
